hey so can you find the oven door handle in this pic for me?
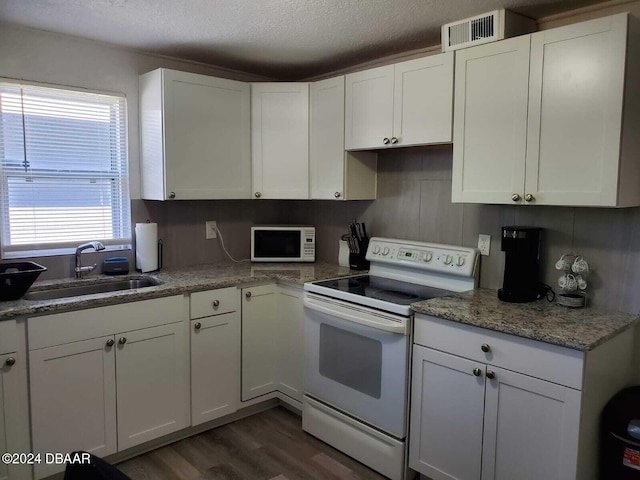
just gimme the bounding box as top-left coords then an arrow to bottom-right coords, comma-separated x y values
303,295 -> 407,335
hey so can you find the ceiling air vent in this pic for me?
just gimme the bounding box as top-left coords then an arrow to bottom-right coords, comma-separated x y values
441,9 -> 536,52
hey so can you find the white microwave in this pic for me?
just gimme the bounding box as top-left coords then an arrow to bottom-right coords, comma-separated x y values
251,226 -> 315,262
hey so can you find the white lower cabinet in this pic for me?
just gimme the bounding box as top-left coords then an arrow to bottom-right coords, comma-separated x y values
28,296 -> 188,479
241,284 -> 278,400
115,323 -> 189,450
241,284 -> 304,403
190,287 -> 241,426
410,314 -> 634,480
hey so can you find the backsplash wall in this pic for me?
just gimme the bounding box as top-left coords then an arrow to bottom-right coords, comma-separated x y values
321,145 -> 640,315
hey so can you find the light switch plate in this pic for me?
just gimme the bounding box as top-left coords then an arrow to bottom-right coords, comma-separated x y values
206,221 -> 217,239
478,234 -> 491,256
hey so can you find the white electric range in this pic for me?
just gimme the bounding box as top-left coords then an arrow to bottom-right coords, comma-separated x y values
302,237 -> 479,480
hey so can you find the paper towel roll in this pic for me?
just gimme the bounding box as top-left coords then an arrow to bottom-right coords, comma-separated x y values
135,223 -> 158,272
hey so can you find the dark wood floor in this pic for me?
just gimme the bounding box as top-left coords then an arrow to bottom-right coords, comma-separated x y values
117,407 -> 387,480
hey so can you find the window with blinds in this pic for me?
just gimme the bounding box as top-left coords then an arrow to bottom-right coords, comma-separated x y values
0,81 -> 131,258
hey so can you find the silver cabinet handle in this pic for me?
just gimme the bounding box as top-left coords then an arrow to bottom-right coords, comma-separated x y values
511,193 -> 521,202
255,192 -> 262,198
5,357 -> 16,367
118,337 -> 127,345
194,322 -> 202,331
390,137 -> 398,145
334,192 -> 341,198
486,370 -> 496,380
106,339 -> 115,347
383,137 -> 391,145
169,192 -> 176,199
245,291 -> 252,299
213,300 -> 220,308
525,193 -> 535,202
481,344 -> 491,353
473,367 -> 482,377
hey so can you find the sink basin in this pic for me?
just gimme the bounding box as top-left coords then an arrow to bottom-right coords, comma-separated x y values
23,277 -> 161,301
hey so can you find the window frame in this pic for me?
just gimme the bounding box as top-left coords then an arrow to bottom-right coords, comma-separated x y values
0,78 -> 132,259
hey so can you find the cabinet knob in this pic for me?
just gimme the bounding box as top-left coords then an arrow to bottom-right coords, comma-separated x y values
169,192 -> 176,199
486,370 -> 496,380
212,299 -> 220,308
194,322 -> 202,331
106,339 -> 115,347
5,357 -> 16,367
245,291 -> 252,299
118,337 -> 127,345
390,137 -> 398,145
525,193 -> 535,203
481,343 -> 491,353
472,367 -> 482,377
334,192 -> 341,198
383,137 -> 391,145
511,193 -> 521,202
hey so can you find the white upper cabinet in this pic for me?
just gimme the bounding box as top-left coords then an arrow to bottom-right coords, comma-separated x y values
453,13 -> 640,207
140,68 -> 251,200
345,53 -> 454,150
310,76 -> 377,200
452,36 -> 530,205
251,83 -> 310,199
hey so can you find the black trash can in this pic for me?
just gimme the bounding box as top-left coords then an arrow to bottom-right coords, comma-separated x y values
601,386 -> 640,479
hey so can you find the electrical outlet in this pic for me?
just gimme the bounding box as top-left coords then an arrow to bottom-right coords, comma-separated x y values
478,234 -> 491,256
206,221 -> 217,239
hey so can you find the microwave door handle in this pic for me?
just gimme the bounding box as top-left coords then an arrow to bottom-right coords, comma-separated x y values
303,296 -> 407,335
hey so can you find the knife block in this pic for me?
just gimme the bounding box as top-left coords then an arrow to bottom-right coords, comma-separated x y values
349,252 -> 370,271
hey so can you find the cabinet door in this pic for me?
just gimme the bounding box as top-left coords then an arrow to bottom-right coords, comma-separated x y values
30,337 -> 117,479
345,65 -> 394,150
163,70 -> 251,199
393,53 -> 454,146
241,284 -> 278,401
310,76 -> 346,200
525,15 -> 627,206
1,352 -> 30,480
251,83 -> 309,199
191,312 -> 240,426
481,367 -> 581,480
409,346 -> 485,480
276,287 -> 304,402
452,36 -> 530,204
116,323 -> 189,450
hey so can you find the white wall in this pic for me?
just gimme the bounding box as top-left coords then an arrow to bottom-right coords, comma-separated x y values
0,22 -> 270,200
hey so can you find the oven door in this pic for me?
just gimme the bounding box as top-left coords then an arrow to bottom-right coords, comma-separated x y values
303,292 -> 410,438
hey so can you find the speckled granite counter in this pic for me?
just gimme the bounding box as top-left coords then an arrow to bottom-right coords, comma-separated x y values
0,262 -> 358,321
411,288 -> 639,351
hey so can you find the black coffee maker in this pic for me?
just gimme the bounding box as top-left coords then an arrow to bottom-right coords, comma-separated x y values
498,226 -> 543,303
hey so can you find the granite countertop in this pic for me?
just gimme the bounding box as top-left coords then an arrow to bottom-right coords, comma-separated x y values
0,261 -> 358,321
411,288 -> 639,351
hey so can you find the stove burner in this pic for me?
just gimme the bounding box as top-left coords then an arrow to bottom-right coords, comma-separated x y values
372,290 -> 421,304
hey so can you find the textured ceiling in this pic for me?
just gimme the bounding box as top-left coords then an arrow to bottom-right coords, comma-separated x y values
0,0 -> 606,79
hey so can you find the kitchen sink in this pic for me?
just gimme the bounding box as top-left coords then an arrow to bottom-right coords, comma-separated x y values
23,277 -> 161,301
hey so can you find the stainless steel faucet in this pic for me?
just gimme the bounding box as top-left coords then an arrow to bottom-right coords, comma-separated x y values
75,241 -> 106,278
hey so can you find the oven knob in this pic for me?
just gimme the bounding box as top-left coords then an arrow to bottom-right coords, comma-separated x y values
382,247 -> 390,256
424,252 -> 433,263
443,255 -> 453,265
457,256 -> 465,267
372,246 -> 381,254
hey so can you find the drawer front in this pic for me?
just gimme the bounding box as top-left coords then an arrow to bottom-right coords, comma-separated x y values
190,287 -> 239,319
414,315 -> 584,390
0,320 -> 17,354
28,295 -> 187,350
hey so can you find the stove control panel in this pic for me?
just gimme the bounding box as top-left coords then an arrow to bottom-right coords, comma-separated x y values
366,238 -> 478,277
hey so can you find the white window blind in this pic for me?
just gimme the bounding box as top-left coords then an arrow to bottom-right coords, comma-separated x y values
0,81 -> 131,258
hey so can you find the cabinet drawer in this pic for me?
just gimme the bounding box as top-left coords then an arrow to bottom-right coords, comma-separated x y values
414,315 -> 584,390
0,320 -> 17,354
190,287 -> 239,319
